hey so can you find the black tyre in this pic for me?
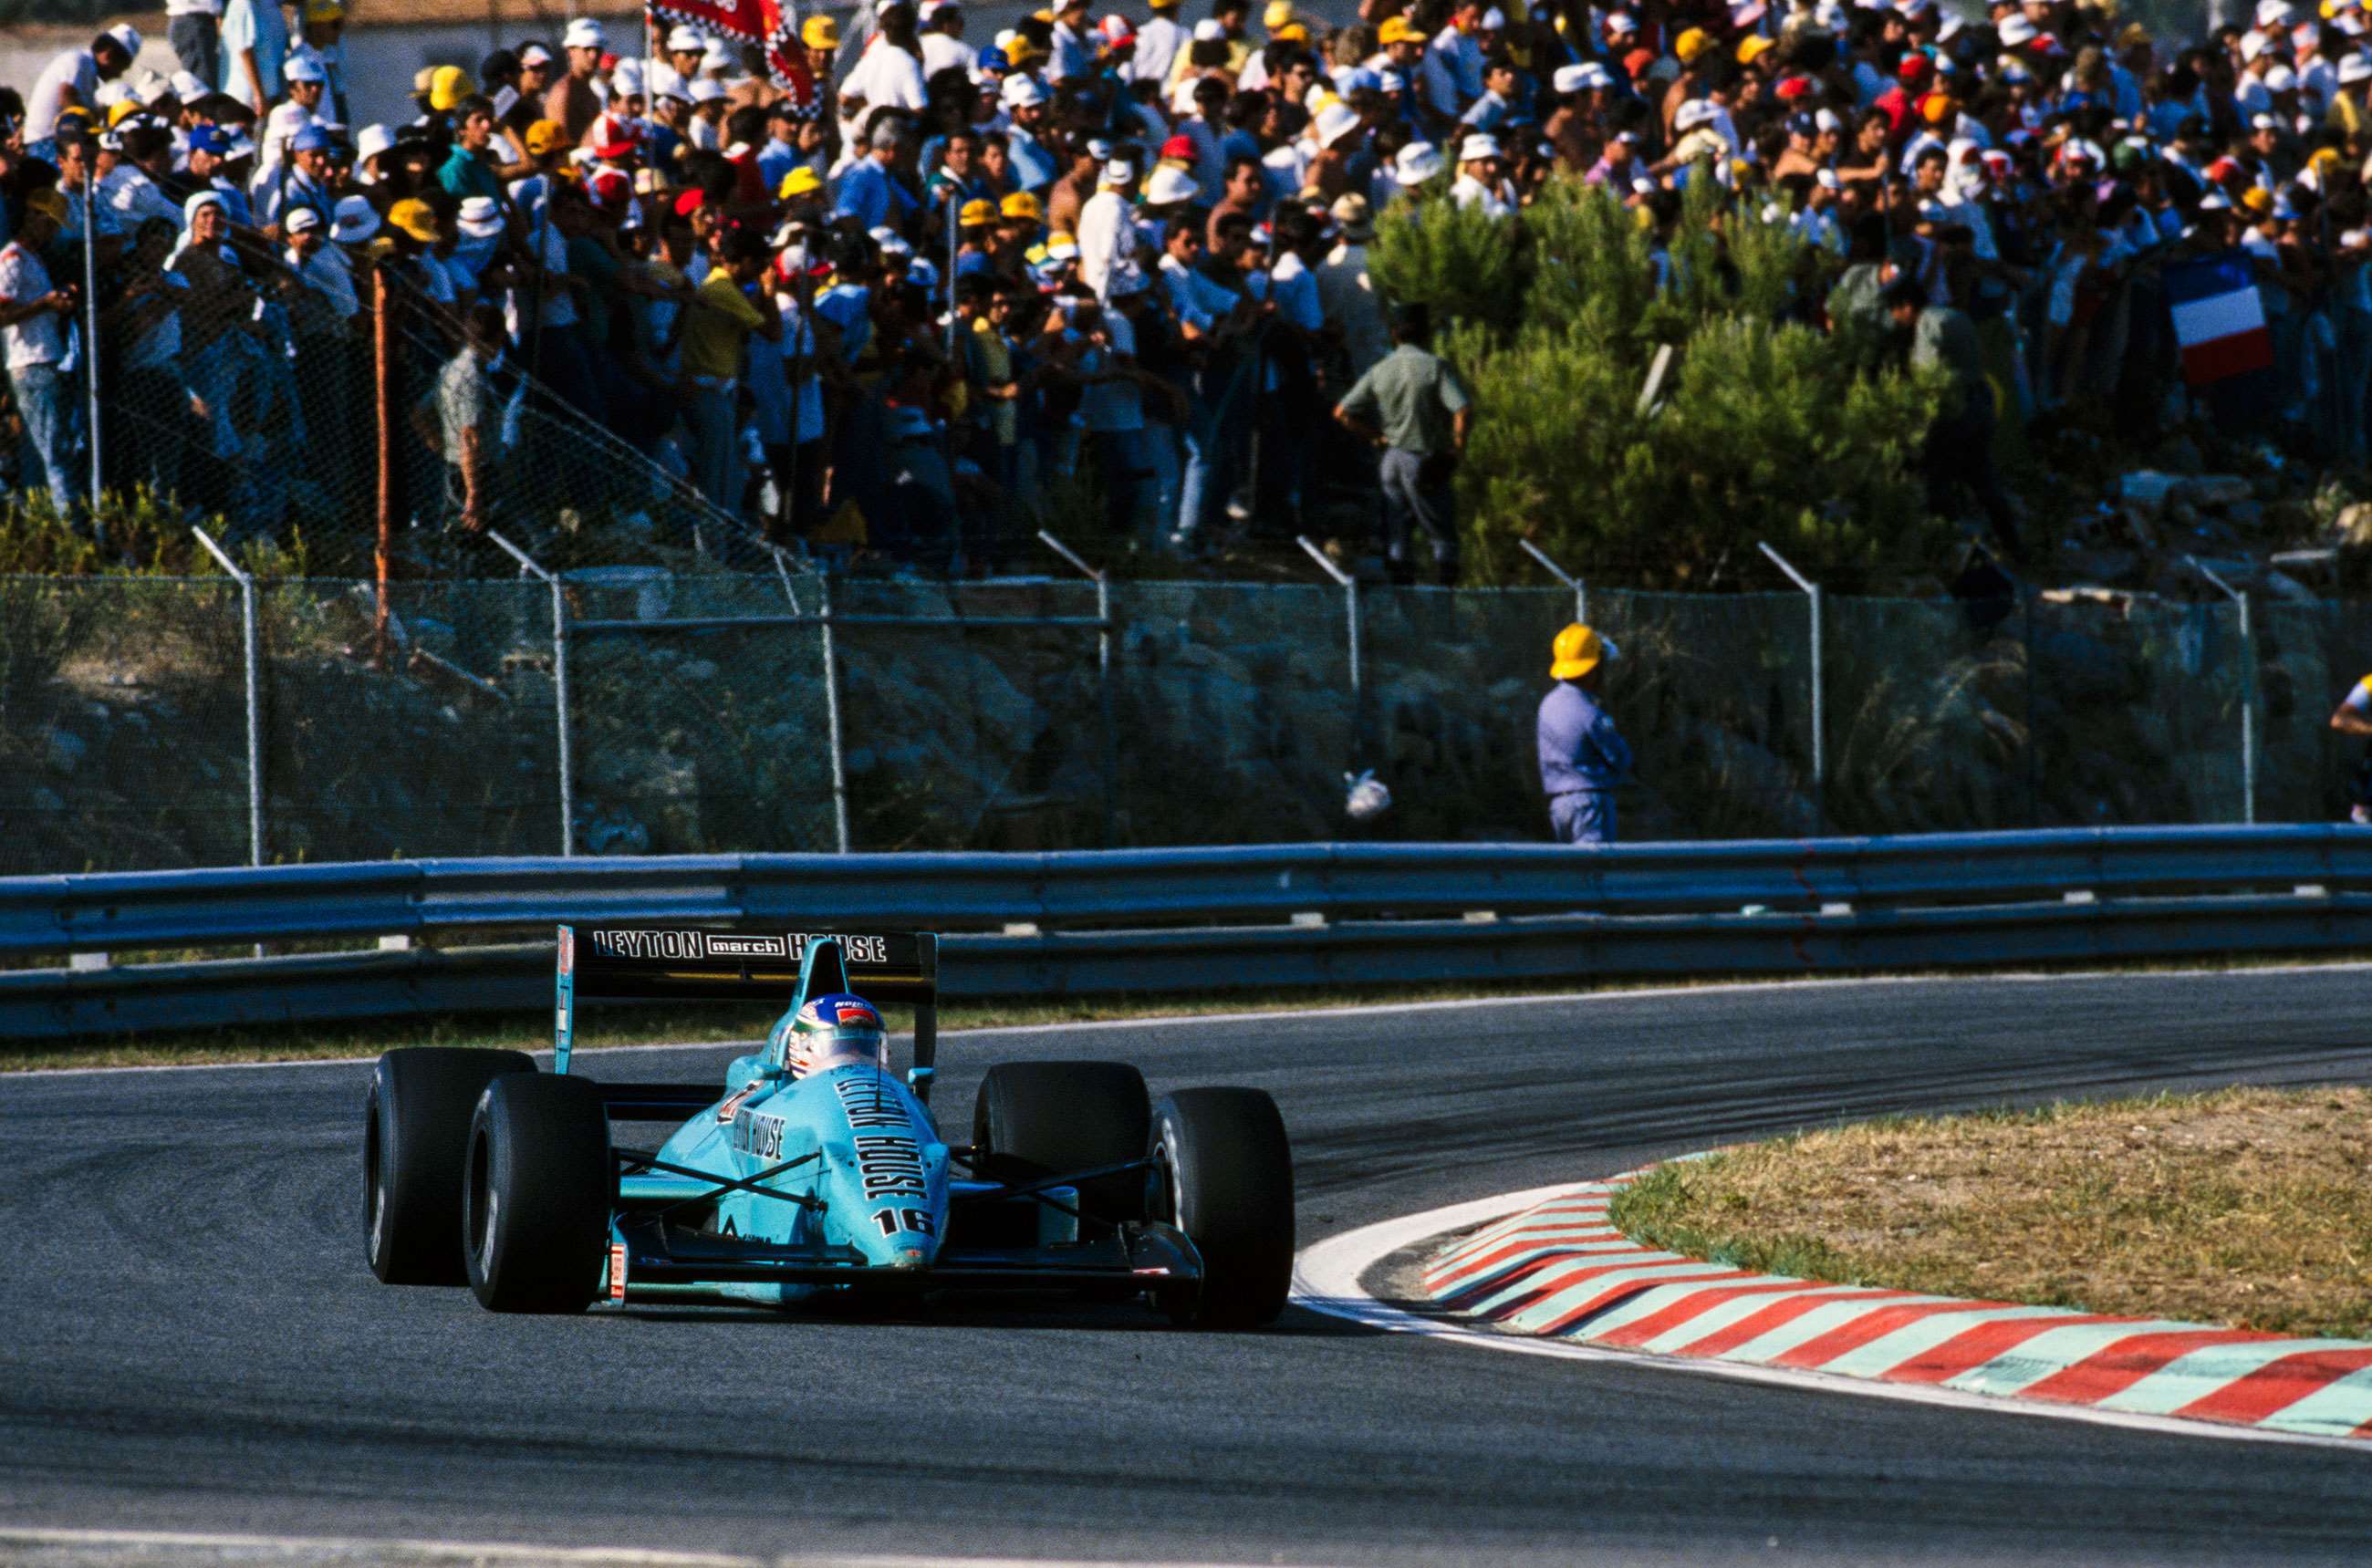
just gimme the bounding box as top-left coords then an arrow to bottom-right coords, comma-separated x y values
463,1073 -> 613,1314
364,1047 -> 536,1285
1149,1088 -> 1295,1329
973,1061 -> 1150,1225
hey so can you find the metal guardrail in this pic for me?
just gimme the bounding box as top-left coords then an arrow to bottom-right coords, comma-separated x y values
2,826 -> 2368,1041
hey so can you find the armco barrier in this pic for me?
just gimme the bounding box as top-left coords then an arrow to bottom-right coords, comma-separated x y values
1,826 -> 2368,1040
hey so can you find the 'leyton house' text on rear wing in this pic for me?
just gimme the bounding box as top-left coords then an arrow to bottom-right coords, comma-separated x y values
553,925 -> 940,1091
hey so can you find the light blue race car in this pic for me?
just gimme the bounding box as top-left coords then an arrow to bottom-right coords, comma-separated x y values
361,928 -> 1295,1327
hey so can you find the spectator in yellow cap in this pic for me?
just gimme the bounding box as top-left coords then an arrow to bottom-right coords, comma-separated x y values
1536,621 -> 1632,845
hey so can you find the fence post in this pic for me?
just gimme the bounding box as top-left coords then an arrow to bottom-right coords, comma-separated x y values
488,532 -> 574,857
372,267 -> 394,670
1518,537 -> 1587,624
80,178 -> 99,517
1039,529 -> 1117,846
2190,556 -> 2258,825
1758,541 -> 1824,831
818,573 -> 852,854
192,527 -> 263,868
1296,535 -> 1361,742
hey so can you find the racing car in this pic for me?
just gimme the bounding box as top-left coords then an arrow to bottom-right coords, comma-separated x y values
360,928 -> 1295,1326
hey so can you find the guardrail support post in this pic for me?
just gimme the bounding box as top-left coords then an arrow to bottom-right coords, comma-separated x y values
2190,556 -> 2257,825
1296,536 -> 1361,742
817,574 -> 851,854
1518,538 -> 1587,625
1040,531 -> 1118,846
1759,543 -> 1825,831
192,527 -> 265,870
488,533 -> 575,857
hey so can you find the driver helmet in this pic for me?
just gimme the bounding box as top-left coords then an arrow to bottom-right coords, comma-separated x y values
787,992 -> 886,1078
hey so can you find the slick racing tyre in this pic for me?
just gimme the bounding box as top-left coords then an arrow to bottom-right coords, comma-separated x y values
463,1073 -> 613,1314
1149,1088 -> 1295,1329
364,1047 -> 536,1285
973,1061 -> 1150,1226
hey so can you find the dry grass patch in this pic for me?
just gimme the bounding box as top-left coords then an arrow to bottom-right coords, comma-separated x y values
1610,1086 -> 2372,1339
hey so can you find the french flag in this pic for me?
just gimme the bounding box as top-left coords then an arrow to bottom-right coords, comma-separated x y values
2164,250 -> 2273,386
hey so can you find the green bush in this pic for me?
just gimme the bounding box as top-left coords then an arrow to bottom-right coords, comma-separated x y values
0,487 -> 313,580
1370,177 -> 1948,589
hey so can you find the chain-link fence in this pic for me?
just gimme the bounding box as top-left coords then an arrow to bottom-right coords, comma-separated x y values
5,565 -> 2365,876
82,231 -> 753,580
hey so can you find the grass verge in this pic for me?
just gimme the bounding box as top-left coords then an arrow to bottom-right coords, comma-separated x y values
1609,1085 -> 2372,1339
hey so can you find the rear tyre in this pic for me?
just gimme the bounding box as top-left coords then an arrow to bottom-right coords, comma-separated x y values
364,1047 -> 536,1285
973,1061 -> 1150,1225
463,1074 -> 613,1313
1150,1088 -> 1295,1329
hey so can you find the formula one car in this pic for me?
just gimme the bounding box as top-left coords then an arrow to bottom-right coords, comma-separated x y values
360,928 -> 1294,1326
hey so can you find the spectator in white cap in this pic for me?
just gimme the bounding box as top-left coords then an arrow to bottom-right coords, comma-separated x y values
665,25 -> 707,88
919,0 -> 973,78
329,192 -> 380,246
1451,131 -> 1513,214
26,26 -> 140,143
282,202 -> 359,327
1078,155 -> 1141,299
1392,140 -> 1446,199
548,17 -> 608,141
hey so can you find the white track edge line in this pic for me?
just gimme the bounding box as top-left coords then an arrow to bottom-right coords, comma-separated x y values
16,958 -> 2372,1078
0,1530 -> 1259,1568
1289,1186 -> 2372,1456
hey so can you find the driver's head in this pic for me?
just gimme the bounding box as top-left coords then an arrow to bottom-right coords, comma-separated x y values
787,992 -> 886,1078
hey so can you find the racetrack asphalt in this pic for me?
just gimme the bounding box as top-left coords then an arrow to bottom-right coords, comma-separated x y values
5,968 -> 2372,1565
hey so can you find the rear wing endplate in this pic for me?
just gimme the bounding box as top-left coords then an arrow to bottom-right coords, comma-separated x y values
554,927 -> 940,1097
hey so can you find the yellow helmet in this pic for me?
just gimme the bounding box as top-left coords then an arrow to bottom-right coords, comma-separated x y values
1550,622 -> 1609,680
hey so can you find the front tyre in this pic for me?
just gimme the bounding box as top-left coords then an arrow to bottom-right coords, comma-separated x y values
463,1074 -> 613,1314
364,1047 -> 536,1285
1149,1088 -> 1295,1328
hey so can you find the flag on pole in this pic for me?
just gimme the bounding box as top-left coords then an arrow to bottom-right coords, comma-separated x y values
2162,248 -> 2274,386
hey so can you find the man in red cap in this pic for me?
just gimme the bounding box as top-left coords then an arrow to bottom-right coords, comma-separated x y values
1874,51 -> 1930,140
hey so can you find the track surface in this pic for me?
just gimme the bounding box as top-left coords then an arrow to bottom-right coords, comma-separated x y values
5,971 -> 2372,1563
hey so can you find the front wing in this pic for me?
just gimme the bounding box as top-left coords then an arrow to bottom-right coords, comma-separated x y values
604,1211 -> 1202,1303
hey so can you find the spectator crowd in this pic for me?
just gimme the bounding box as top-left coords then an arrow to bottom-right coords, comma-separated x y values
8,0 -> 2372,576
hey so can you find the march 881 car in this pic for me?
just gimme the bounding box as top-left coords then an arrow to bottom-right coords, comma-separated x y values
361,927 -> 1295,1326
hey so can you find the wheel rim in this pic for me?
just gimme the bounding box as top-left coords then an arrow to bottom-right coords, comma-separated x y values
466,1127 -> 495,1283
363,1085 -> 385,1265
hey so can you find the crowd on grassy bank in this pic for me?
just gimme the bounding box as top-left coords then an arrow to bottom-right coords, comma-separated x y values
3,0 -> 2370,577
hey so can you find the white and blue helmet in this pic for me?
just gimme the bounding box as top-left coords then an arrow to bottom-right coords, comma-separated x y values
787,992 -> 886,1077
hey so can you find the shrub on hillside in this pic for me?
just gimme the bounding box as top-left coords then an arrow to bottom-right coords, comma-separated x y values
1369,177 -> 1946,588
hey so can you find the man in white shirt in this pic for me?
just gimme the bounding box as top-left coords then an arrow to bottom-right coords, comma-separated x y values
0,192 -> 84,508
219,0 -> 289,113
1047,0 -> 1097,81
839,0 -> 929,153
1132,0 -> 1185,87
27,26 -> 139,144
918,0 -> 973,78
101,120 -> 185,232
1450,132 -> 1514,215
1078,158 -> 1143,300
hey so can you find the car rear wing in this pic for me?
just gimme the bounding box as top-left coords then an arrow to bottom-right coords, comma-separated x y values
554,926 -> 941,1098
